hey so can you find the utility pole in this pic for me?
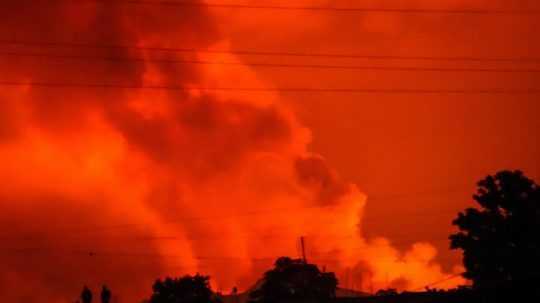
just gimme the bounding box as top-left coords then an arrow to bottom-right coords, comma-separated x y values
369,273 -> 374,295
300,236 -> 307,263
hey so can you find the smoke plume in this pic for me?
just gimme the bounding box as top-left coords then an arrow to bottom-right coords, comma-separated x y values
0,1 -> 463,302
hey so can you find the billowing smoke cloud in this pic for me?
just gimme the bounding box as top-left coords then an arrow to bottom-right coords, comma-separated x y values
0,1 -> 464,302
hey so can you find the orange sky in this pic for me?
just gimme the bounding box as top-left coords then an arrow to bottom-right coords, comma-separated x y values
208,0 -> 540,271
0,1 -> 539,302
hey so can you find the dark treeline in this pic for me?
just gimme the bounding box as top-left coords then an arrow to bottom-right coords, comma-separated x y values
78,170 -> 540,303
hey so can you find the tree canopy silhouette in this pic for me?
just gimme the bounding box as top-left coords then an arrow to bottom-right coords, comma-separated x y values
149,274 -> 219,303
450,170 -> 540,289
248,257 -> 338,303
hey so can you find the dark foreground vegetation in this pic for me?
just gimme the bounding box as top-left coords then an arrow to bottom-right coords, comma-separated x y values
78,170 -> 540,303
338,285 -> 540,303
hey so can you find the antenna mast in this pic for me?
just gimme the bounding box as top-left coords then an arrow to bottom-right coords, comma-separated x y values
300,236 -> 307,263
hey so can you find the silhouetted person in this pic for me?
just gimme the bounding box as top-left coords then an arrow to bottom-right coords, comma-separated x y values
101,285 -> 111,303
81,286 -> 93,303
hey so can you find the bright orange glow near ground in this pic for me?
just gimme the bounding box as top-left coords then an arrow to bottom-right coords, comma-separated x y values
1,1 -> 539,302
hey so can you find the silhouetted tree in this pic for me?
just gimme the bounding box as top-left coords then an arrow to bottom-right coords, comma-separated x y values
81,286 -> 93,303
450,170 -> 540,290
101,285 -> 111,303
248,257 -> 338,303
149,274 -> 218,303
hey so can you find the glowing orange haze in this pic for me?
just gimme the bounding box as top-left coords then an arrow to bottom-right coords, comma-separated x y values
2,0 -> 540,302
0,98 -> 463,301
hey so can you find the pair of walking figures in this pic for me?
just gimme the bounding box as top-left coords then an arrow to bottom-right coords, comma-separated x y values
80,285 -> 111,303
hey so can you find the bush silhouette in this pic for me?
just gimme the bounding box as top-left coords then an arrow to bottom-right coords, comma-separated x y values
149,274 -> 219,303
249,257 -> 337,303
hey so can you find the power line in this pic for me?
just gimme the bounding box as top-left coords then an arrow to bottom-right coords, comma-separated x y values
2,40 -> 540,63
0,186 -> 475,239
3,51 -> 540,73
0,248 -> 281,261
4,205 -> 357,235
412,272 -> 464,291
2,248 -> 336,262
1,81 -> 539,94
1,213 -> 461,239
3,246 -> 466,290
39,0 -> 540,15
1,248 -> 456,264
2,233 -> 454,247
0,186 -> 475,238
0,191 -> 469,238
370,186 -> 470,201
